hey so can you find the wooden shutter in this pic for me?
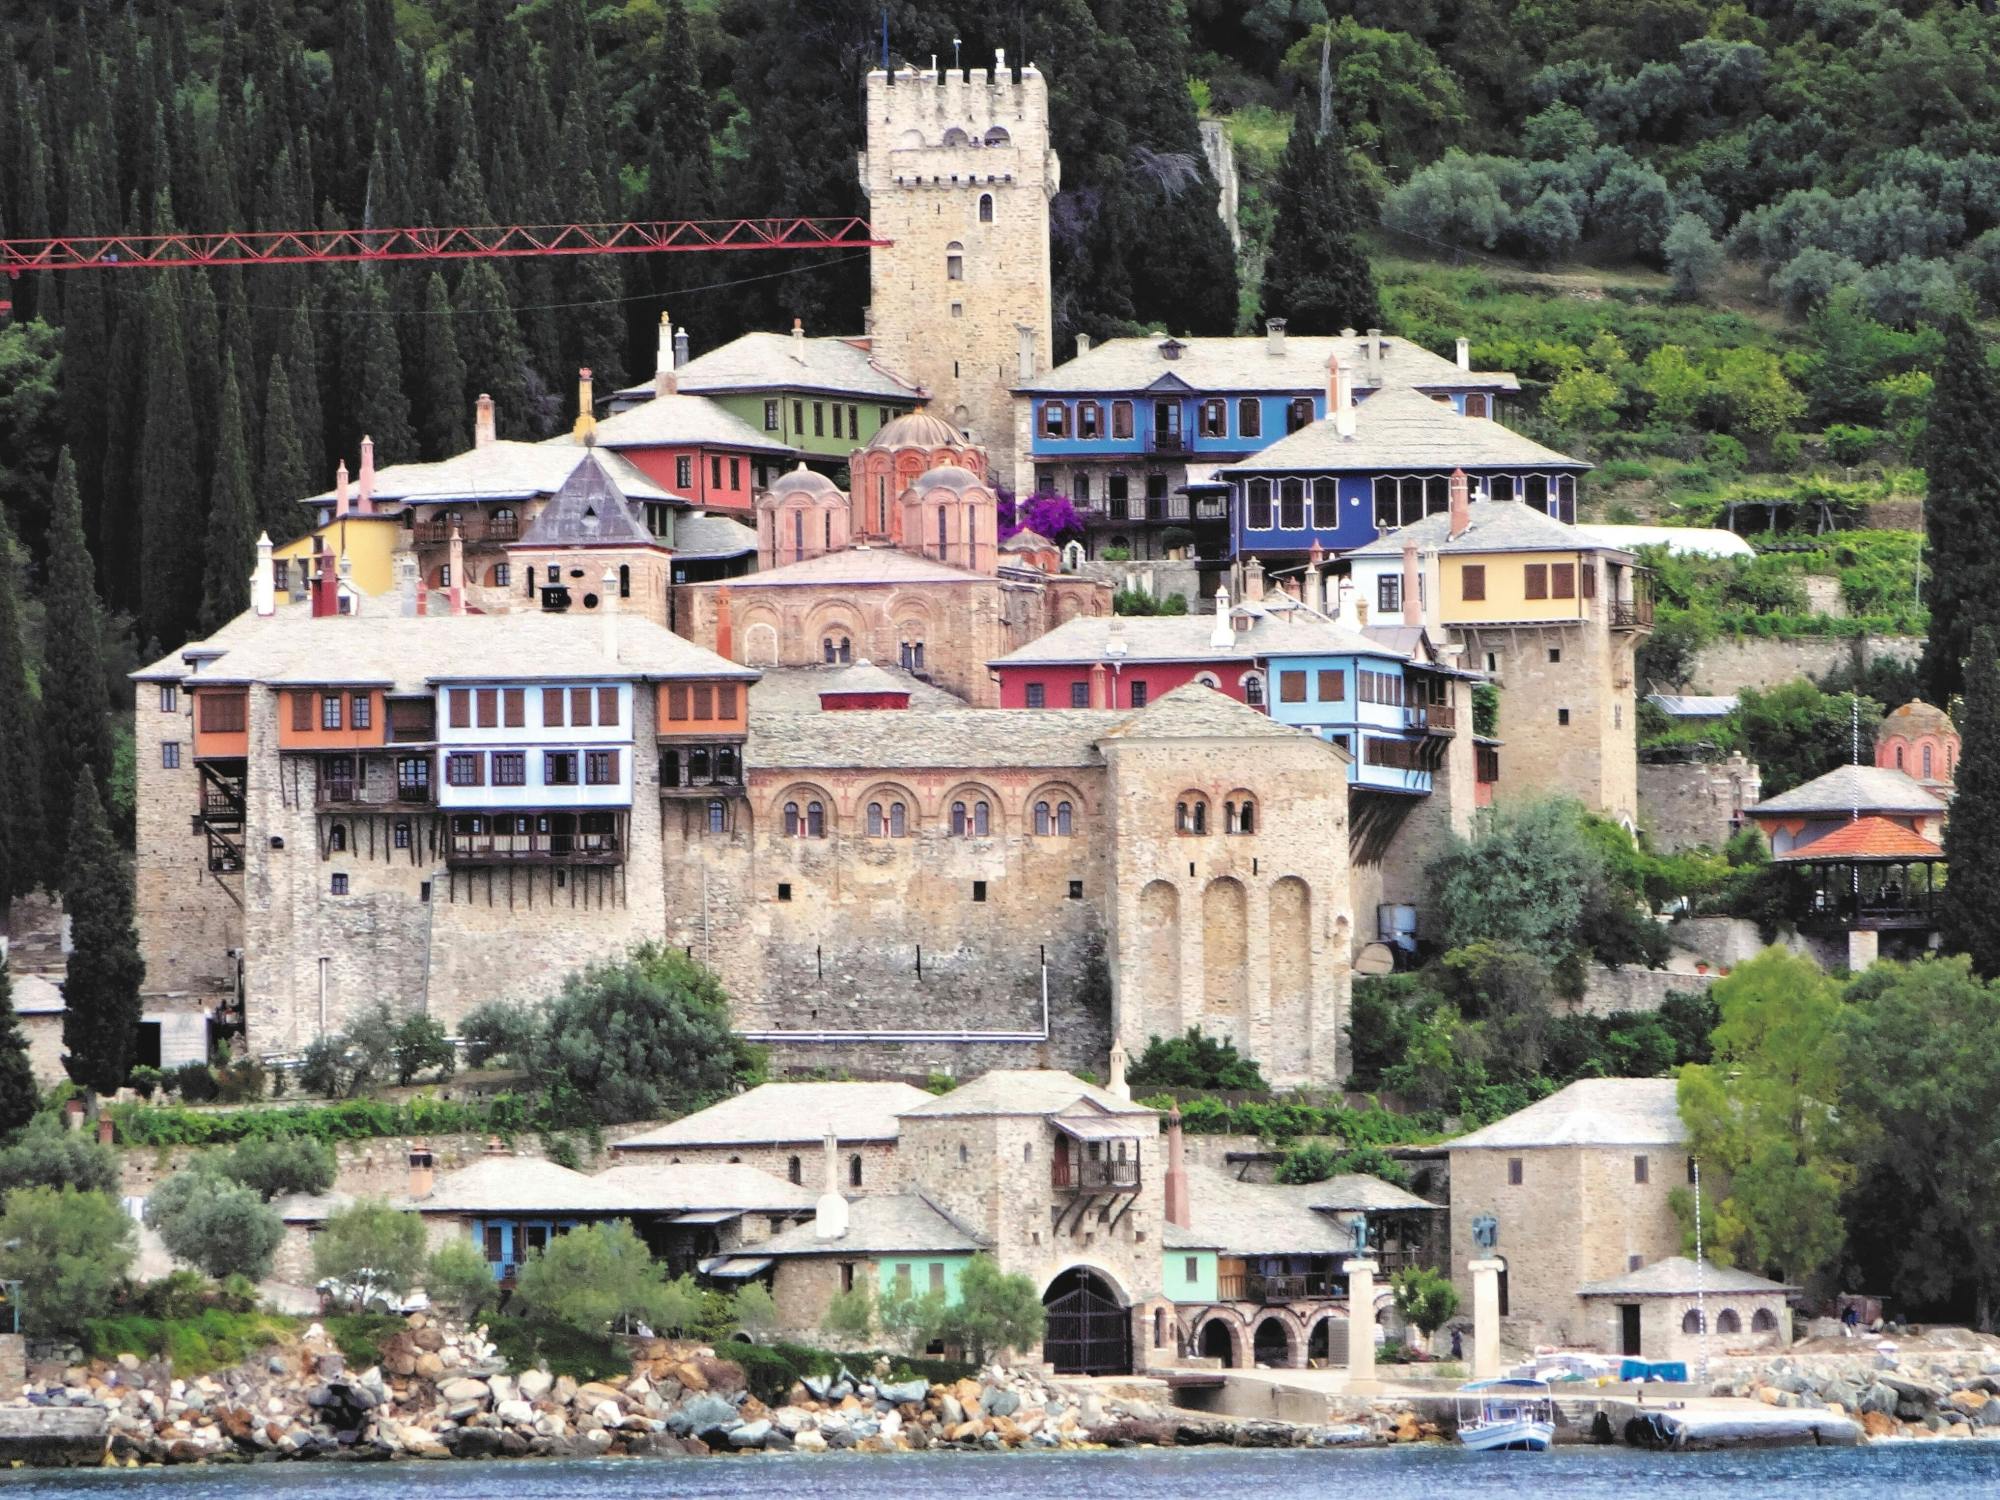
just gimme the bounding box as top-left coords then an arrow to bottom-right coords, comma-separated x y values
717,684 -> 738,718
668,685 -> 689,721
542,688 -> 565,727
1462,565 -> 1486,601
571,687 -> 592,726
1580,558 -> 1598,598
1318,670 -> 1343,701
1551,562 -> 1576,599
503,689 -> 525,728
693,684 -> 714,719
450,689 -> 471,728
476,689 -> 498,728
1524,563 -> 1548,600
598,686 -> 618,725
291,692 -> 313,732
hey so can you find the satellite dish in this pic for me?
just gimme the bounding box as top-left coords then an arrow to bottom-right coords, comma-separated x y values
1354,942 -> 1395,976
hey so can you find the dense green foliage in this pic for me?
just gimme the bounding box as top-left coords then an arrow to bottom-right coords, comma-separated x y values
144,1169 -> 284,1282
219,1136 -> 338,1200
0,964 -> 43,1138
1943,629 -> 2000,977
510,1220 -> 709,1336
1261,91 -> 1380,332
59,772 -> 143,1102
0,1115 -> 120,1198
0,1186 -> 135,1336
310,1200 -> 429,1300
729,1341 -> 978,1407
1920,319 -> 2000,703
1273,1139 -> 1410,1188
425,1239 -> 499,1323
1126,1028 -> 1268,1091
84,1306 -> 294,1377
876,1255 -> 1046,1365
108,1092 -> 531,1147
1390,1265 -> 1460,1345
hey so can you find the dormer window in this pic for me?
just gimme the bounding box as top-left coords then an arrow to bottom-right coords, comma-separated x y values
1158,338 -> 1185,361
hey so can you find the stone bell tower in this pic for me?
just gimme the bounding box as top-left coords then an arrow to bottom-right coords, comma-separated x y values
859,51 -> 1058,489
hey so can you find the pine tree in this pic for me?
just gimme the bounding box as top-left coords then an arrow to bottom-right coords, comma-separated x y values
60,772 -> 144,1107
1261,92 -> 1382,334
199,355 -> 257,635
41,450 -> 113,886
1943,626 -> 2000,977
258,359 -> 312,541
136,271 -> 201,648
0,961 -> 40,1137
1920,315 -> 2000,705
0,512 -> 44,903
413,273 -> 470,458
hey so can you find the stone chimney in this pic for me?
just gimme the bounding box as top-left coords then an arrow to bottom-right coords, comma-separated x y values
1089,660 -> 1110,709
656,310 -> 677,394
1107,1041 -> 1130,1101
714,584 -> 735,662
1449,467 -> 1471,540
1210,587 -> 1234,649
1304,540 -> 1325,615
572,368 -> 597,443
1016,324 -> 1036,383
1363,328 -> 1378,370
1266,317 -> 1287,356
1331,356 -> 1356,440
1243,555 -> 1266,603
814,1129 -> 849,1239
675,326 -> 690,369
334,459 -> 350,519
600,566 -> 620,662
1164,1105 -> 1190,1229
407,1142 -> 435,1201
1402,539 -> 1422,627
475,393 -> 496,448
252,533 -> 276,617
357,436 -> 375,513
792,317 -> 807,364
1372,328 -> 1386,365
338,553 -> 355,611
1076,333 -> 1092,356
1456,337 -> 1471,372
396,552 -> 420,618
447,526 -> 466,616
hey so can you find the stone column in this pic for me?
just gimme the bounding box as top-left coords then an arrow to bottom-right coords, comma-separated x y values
1468,1257 -> 1504,1380
1346,1258 -> 1379,1393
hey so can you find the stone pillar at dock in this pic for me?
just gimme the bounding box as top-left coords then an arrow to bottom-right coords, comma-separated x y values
1346,1258 -> 1379,1393
1468,1257 -> 1504,1380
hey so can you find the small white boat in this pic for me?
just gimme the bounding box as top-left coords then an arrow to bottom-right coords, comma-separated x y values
1456,1378 -> 1556,1452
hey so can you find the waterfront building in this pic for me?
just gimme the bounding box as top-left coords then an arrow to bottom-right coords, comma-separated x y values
609,1080 -> 932,1194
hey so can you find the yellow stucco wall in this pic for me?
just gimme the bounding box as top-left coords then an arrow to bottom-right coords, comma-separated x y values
273,517 -> 403,596
1440,549 -> 1594,626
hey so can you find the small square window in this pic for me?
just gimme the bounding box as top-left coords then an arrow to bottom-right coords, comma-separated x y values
1548,647 -> 1561,664
1507,1157 -> 1523,1185
1628,1253 -> 1645,1271
1558,708 -> 1571,726
1634,1154 -> 1650,1184
950,302 -> 963,318
159,685 -> 179,712
1025,683 -> 1045,708
972,880 -> 988,902
331,873 -> 349,895
777,883 -> 792,902
1070,682 -> 1090,707
1068,880 -> 1083,899
1485,652 -> 1499,673
419,880 -> 431,903
160,742 -> 182,770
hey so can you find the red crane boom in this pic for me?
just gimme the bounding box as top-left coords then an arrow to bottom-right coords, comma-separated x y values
1,216 -> 886,273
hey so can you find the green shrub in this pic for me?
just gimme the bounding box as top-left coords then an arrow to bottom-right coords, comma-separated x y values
145,1171 -> 284,1281
108,1094 -> 531,1148
323,1313 -> 405,1368
223,1137 -> 337,1199
1126,1028 -> 1267,1091
174,1062 -> 219,1103
212,1054 -> 266,1104
425,1239 -> 497,1322
129,1066 -> 164,1101
0,1115 -> 119,1196
1599,458 -> 1654,483
83,1307 -> 294,1376
312,1200 -> 428,1301
510,1221 -> 706,1336
0,1187 -> 135,1336
392,1014 -> 456,1086
485,1316 -> 628,1382
1823,423 -> 1884,465
728,1340 -> 976,1405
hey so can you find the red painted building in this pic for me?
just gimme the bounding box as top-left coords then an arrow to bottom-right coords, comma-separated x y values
591,391 -> 796,515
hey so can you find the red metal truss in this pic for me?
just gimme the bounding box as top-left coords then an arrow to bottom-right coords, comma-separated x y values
1,217 -> 886,273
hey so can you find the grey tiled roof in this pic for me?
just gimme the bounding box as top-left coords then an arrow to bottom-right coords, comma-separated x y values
612,1081 -> 933,1149
902,1070 -> 1155,1119
820,660 -> 909,695
1578,1256 -> 1797,1298
747,665 -> 965,715
1346,494 -> 1624,560
673,512 -> 759,559
748,709 -> 1122,770
402,1156 -> 633,1215
1228,387 -> 1590,478
1176,1166 -> 1409,1258
756,1193 -> 987,1257
1449,1079 -> 1685,1150
1102,682 -> 1327,743
698,547 -> 989,588
517,454 -> 658,548
989,609 -> 1400,668
1017,333 -> 1519,396
620,332 -> 924,402
305,440 -> 677,507
1748,764 -> 1946,818
583,393 -> 794,455
587,1161 -> 818,1214
137,609 -> 757,692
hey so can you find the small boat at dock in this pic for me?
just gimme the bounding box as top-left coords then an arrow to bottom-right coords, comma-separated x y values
1456,1378 -> 1555,1452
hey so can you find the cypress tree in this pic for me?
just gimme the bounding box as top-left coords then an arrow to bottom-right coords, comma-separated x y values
0,961 -> 39,1138
60,771 -> 144,1108
454,259 -> 538,440
41,450 -> 113,884
1919,315 -> 2000,705
199,355 -> 256,636
1943,626 -> 2000,977
258,359 -> 312,541
0,512 -> 44,903
1261,92 -> 1382,334
554,92 -> 629,387
342,276 -> 415,463
136,271 -> 201,648
285,292 -> 326,485
413,273 -> 470,459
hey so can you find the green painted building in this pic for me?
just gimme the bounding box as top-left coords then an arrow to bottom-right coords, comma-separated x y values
1163,1238 -> 1220,1302
877,1252 -> 973,1301
614,320 -> 925,481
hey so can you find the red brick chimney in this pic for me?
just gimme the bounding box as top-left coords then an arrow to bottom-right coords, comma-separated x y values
1089,661 -> 1110,709
1164,1105 -> 1190,1229
1449,468 -> 1471,540
1402,539 -> 1422,627
475,394 -> 496,448
357,436 -> 375,514
407,1142 -> 435,1200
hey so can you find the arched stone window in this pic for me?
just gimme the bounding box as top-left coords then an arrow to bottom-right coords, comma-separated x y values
787,1155 -> 802,1184
1242,672 -> 1266,708
979,192 -> 994,223
1895,745 -> 1905,769
1057,800 -> 1074,835
1751,1307 -> 1777,1332
1035,801 -> 1052,836
1176,796 -> 1210,835
1923,744 -> 1933,778
867,802 -> 885,837
1226,798 -> 1256,835
1682,1308 -> 1705,1334
807,801 -> 826,837
951,801 -> 967,837
784,801 -> 800,837
619,563 -> 631,599
690,747 -> 711,781
706,800 -> 728,834
849,1153 -> 864,1187
984,126 -> 1011,145
946,241 -> 964,281
1716,1308 -> 1741,1334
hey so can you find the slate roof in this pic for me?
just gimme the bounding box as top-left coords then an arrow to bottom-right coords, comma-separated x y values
1017,333 -> 1519,396
587,1161 -> 818,1214
611,1081 -> 933,1150
273,1191 -> 355,1225
1240,388 -> 1590,480
747,710 -> 1122,770
756,1193 -> 987,1258
989,610 -> 1398,669
1174,1167 -> 1437,1259
134,609 -> 757,690
673,512 -> 759,560
1449,1078 -> 1686,1150
583,392 -> 794,455
1578,1256 -> 1797,1298
1101,682 -> 1328,743
901,1070 -> 1156,1119
620,331 -> 924,402
698,547 -> 989,588
1346,494 -> 1625,561
1749,764 -> 1945,818
870,409 -> 965,449
747,665 -> 965,715
1773,815 -> 1943,862
516,454 -> 658,548
819,660 -> 909,696
304,440 -> 677,507
1647,694 -> 1739,718
401,1156 -> 633,1215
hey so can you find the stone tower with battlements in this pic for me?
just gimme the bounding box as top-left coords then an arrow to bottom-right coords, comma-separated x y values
859,54 -> 1058,492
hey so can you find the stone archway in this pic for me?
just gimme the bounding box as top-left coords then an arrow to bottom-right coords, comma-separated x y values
1307,1314 -> 1348,1368
1042,1266 -> 1130,1376
1197,1316 -> 1238,1368
1251,1314 -> 1296,1368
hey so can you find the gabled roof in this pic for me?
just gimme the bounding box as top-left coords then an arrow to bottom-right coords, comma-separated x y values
1579,524 -> 1754,559
611,1081 -> 932,1150
304,440 -> 677,508
583,392 -> 794,455
748,664 -> 964,715
1017,333 -> 1519,396
756,1193 -> 986,1258
1102,682 -> 1326,743
1449,1078 -> 1685,1150
819,660 -> 909,697
621,331 -> 924,402
673,512 -> 759,560
401,1156 -> 633,1215
1578,1256 -> 1797,1298
695,547 -> 990,589
1773,815 -> 1943,862
901,1069 -> 1155,1119
1240,388 -> 1589,482
1749,764 -> 1945,819
1346,495 -> 1623,561
516,453 -> 659,548
588,1161 -> 817,1214
1173,1166 -> 1437,1259
988,610 -> 1400,669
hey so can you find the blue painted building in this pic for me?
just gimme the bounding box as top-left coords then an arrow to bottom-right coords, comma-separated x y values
1261,622 -> 1469,797
1220,383 -> 1590,568
1013,327 -> 1519,562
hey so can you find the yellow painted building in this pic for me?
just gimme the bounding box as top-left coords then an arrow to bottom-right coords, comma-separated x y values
1437,548 -> 1600,627
272,516 -> 404,600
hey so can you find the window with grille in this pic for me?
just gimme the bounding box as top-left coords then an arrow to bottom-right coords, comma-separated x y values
446,753 -> 483,787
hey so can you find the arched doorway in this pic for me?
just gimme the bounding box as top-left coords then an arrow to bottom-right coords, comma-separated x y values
1252,1316 -> 1295,1368
1043,1267 -> 1130,1375
1307,1315 -> 1347,1367
1198,1317 -> 1235,1367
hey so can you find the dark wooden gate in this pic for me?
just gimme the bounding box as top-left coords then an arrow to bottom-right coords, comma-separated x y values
1043,1269 -> 1130,1375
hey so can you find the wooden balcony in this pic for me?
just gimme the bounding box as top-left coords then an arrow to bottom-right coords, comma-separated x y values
1610,599 -> 1653,630
1405,702 -> 1456,734
415,514 -> 520,545
1149,430 -> 1185,454
446,813 -> 624,866
1050,1154 -> 1140,1193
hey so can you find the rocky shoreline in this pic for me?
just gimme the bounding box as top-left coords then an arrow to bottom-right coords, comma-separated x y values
1715,1334 -> 2000,1442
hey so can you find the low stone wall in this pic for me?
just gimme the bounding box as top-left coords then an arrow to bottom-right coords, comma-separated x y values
1570,966 -> 1715,1018
1638,756 -> 1761,853
1686,634 -> 1921,695
1073,559 -> 1203,611
1667,918 -> 1845,973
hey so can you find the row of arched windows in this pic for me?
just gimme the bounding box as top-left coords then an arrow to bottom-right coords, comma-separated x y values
1681,1307 -> 1778,1335
781,796 -> 1076,839
1174,795 -> 1258,836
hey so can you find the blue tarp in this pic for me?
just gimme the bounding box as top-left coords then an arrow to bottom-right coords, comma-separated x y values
1621,1358 -> 1689,1383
